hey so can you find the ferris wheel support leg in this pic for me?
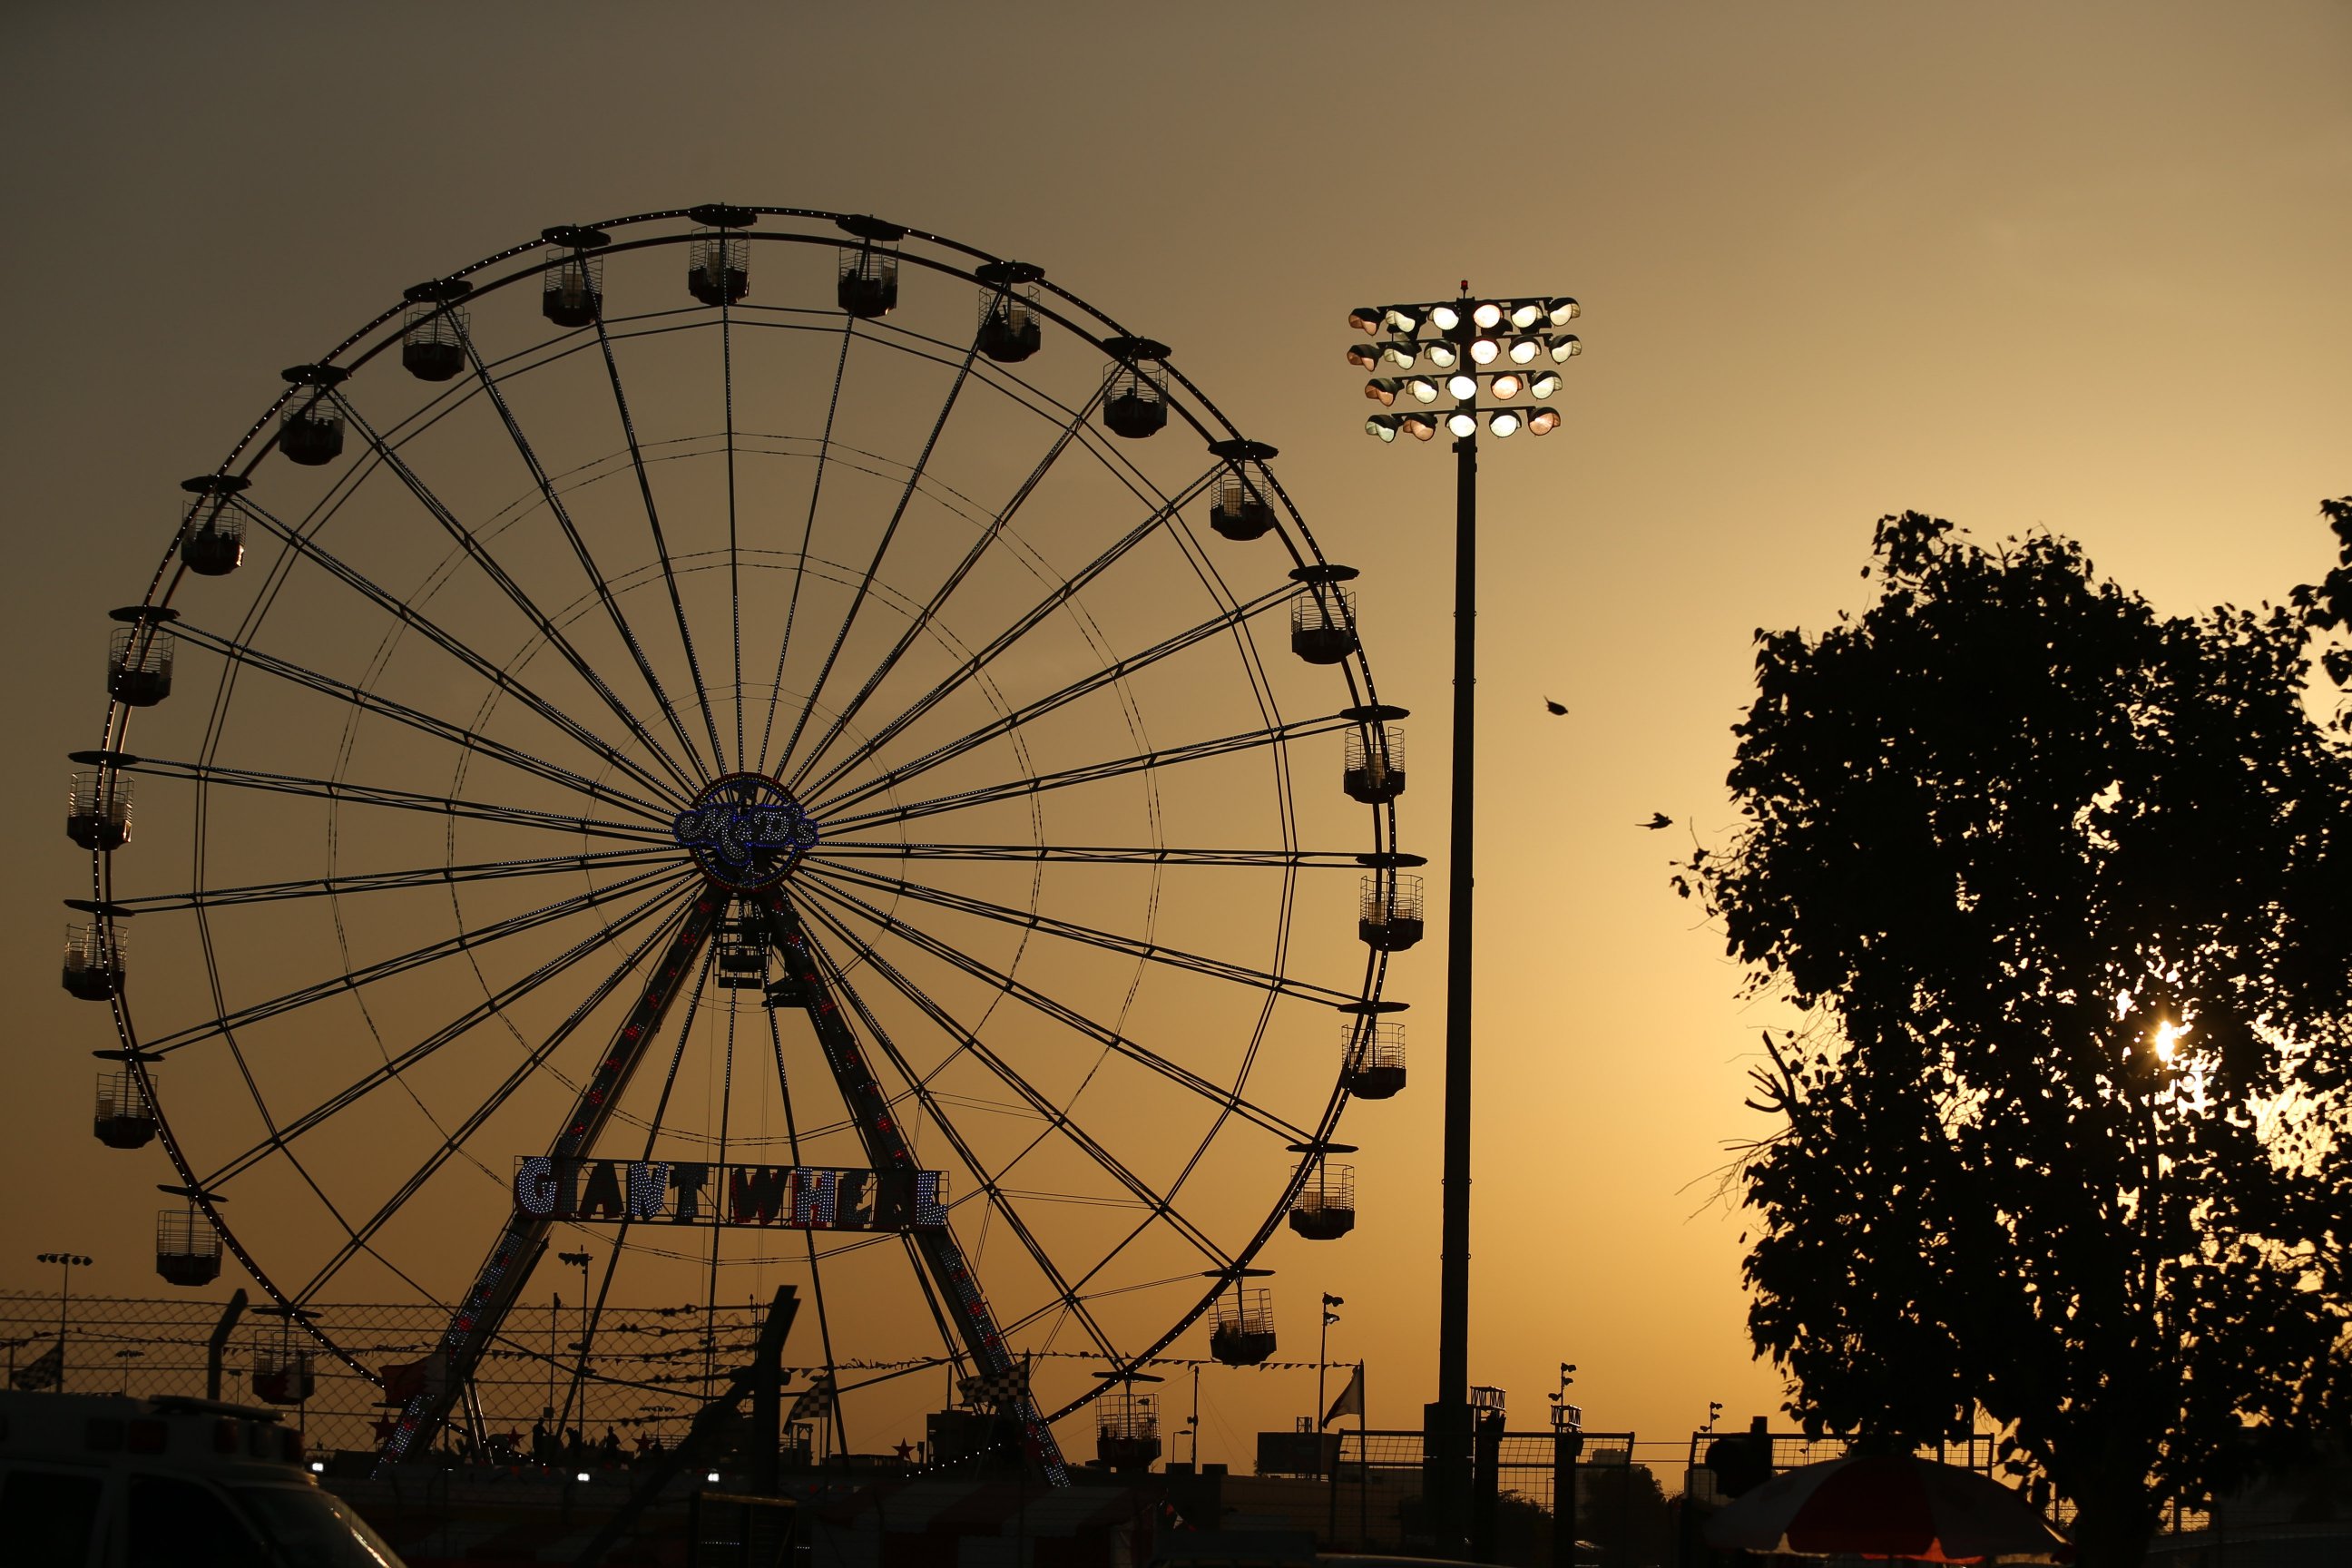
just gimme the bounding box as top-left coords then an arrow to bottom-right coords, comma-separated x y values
761,891 -> 1073,1485
371,888 -> 729,1475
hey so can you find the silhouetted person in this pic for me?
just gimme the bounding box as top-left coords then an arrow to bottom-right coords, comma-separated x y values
531,1419 -> 554,1466
599,1426 -> 622,1465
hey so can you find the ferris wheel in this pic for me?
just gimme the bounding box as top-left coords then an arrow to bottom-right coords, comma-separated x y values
66,206 -> 1420,1475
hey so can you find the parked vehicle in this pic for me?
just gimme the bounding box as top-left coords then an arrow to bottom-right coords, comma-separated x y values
0,1388 -> 407,1567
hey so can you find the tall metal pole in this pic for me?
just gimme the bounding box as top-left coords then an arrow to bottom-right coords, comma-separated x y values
1347,287 -> 1580,1563
57,1262 -> 73,1392
1319,1306 -> 1332,1431
1191,1362 -> 1201,1467
1436,426 -> 1479,1553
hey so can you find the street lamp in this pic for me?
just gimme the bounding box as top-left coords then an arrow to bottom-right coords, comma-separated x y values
1344,285 -> 1583,1557
36,1252 -> 93,1392
1318,1294 -> 1345,1430
1549,1363 -> 1579,1432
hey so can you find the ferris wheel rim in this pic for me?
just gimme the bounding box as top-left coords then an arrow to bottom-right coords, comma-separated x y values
80,206 -> 1407,1455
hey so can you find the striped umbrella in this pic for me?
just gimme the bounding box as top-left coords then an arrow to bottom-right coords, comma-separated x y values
1702,1454 -> 2073,1563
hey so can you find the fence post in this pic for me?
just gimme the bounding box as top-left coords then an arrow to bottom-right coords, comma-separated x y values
1471,1409 -> 1504,1562
1553,1430 -> 1583,1568
1327,1429 -> 1341,1547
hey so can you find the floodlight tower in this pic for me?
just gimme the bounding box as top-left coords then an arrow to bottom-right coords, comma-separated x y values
1345,288 -> 1582,1558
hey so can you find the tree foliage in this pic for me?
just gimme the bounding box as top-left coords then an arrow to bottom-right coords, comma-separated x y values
1681,507 -> 2352,1568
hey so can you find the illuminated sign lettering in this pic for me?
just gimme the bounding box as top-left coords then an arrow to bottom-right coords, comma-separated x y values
513,1156 -> 946,1231
671,773 -> 818,889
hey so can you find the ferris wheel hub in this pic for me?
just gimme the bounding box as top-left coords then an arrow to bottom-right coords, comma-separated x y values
671,772 -> 819,890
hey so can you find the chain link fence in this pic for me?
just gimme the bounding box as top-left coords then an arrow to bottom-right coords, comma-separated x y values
1223,1428 -> 1673,1566
0,1291 -> 800,1458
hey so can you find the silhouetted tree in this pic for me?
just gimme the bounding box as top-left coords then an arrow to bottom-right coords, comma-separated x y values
2295,497 -> 2352,725
1680,509 -> 2352,1568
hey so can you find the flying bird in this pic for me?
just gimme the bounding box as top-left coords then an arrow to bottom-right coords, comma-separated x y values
1544,698 -> 1568,716
1642,811 -> 1673,830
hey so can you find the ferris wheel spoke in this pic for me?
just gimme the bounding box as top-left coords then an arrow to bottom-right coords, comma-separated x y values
228,495 -> 688,806
798,859 -> 1354,1008
329,393 -> 704,797
791,877 -> 1309,1145
797,897 -> 1235,1270
167,620 -> 675,822
797,924 -> 1128,1371
721,290 -> 746,773
781,376 -> 1112,793
772,324 -> 990,784
85,752 -> 672,845
284,891 -> 699,1302
755,1000 -> 856,1455
103,847 -> 678,915
789,467 -> 1227,802
451,329 -> 715,789
752,319 -> 856,777
194,878 -> 693,1192
760,999 -> 851,1437
628,947 -> 717,1162
816,711 -> 1351,836
588,311 -> 730,777
800,580 -> 1290,813
145,862 -> 698,1057
536,934 -> 720,1430
818,841 -> 1387,868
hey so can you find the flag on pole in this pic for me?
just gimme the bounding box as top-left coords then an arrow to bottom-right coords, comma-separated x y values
959,1358 -> 1032,1411
377,1350 -> 446,1406
12,1339 -> 64,1391
788,1372 -> 835,1421
1321,1361 -> 1364,1428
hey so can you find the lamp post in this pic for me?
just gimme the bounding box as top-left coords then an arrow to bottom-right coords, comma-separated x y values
36,1252 -> 93,1392
1548,1363 -> 1579,1432
1550,1363 -> 1583,1568
1318,1293 -> 1345,1430
1346,288 -> 1582,1558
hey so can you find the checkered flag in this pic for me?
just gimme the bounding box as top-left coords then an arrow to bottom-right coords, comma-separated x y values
958,1358 -> 1030,1411
12,1339 -> 63,1391
787,1372 -> 834,1421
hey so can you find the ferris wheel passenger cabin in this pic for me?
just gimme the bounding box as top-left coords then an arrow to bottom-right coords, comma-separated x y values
177,475 -> 249,576
155,1206 -> 223,1288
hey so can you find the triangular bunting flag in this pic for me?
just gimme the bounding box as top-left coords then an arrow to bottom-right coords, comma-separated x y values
1321,1361 -> 1364,1428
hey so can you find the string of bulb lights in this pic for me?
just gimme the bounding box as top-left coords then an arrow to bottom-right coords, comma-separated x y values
1348,296 -> 1580,441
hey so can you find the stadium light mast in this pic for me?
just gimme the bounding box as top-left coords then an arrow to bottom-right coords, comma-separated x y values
1345,288 -> 1582,1558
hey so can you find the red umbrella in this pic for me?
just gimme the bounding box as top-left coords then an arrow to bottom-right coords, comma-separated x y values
1702,1453 -> 2073,1563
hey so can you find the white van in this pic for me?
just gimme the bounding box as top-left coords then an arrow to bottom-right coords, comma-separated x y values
0,1389 -> 407,1568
